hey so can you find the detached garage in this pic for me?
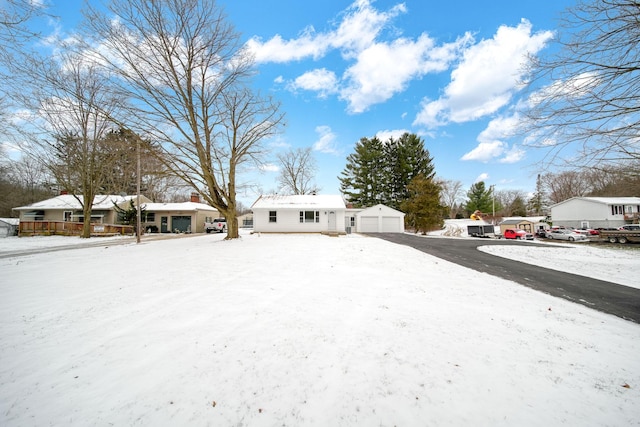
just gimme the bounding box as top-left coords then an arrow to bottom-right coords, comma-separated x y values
356,204 -> 405,233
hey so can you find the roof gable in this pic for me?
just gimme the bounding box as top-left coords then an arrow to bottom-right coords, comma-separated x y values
357,204 -> 405,217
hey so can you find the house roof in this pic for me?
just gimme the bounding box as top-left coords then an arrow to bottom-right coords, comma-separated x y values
551,196 -> 640,208
142,202 -> 217,212
13,194 -> 140,211
251,194 -> 346,210
500,219 -> 533,225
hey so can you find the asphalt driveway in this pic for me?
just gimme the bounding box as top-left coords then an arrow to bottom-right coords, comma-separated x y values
367,233 -> 640,323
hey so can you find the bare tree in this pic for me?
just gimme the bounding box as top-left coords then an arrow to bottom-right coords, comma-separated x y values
276,147 -> 319,195
523,0 -> 640,168
541,171 -> 590,204
439,179 -> 464,219
17,53 -> 125,238
81,0 -> 284,239
495,189 -> 528,217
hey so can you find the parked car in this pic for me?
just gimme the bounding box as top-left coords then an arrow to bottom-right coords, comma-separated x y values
618,224 -> 640,231
535,229 -> 548,238
503,229 -> 534,240
204,217 -> 227,233
546,229 -> 588,241
575,228 -> 599,236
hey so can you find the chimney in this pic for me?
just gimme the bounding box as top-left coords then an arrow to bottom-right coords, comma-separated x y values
190,192 -> 200,203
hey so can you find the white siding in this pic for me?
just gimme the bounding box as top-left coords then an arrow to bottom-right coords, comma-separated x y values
359,216 -> 378,233
551,197 -> 640,228
355,204 -> 405,233
382,216 -> 401,232
252,208 -> 346,233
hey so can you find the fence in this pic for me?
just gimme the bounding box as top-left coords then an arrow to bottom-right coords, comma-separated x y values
19,221 -> 134,237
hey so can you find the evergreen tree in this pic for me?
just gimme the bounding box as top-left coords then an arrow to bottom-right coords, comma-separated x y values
385,133 -> 435,209
464,182 -> 493,216
340,133 -> 435,209
339,137 -> 386,207
527,174 -> 546,215
400,175 -> 446,234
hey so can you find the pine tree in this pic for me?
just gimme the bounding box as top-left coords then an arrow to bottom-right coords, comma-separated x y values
340,133 -> 435,209
464,182 -> 493,216
400,175 -> 446,234
339,137 -> 386,207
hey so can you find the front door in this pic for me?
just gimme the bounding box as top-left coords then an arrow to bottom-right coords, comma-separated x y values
328,211 -> 336,231
161,216 -> 168,233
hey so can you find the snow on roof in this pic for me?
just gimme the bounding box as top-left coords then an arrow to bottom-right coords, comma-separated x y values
551,196 -> 640,208
251,194 -> 346,210
142,202 -> 217,212
0,218 -> 20,226
13,195 -> 138,210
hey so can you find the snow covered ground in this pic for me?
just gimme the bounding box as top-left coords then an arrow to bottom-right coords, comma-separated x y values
0,229 -> 639,426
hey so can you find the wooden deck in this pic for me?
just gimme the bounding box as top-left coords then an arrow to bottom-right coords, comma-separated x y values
19,221 -> 134,237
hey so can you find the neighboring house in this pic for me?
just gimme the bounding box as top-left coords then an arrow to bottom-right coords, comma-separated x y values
13,194 -> 152,224
237,213 -> 254,229
251,194 -> 347,234
355,204 -> 405,233
141,198 -> 219,233
12,192 -> 220,234
550,197 -> 640,229
0,218 -> 19,237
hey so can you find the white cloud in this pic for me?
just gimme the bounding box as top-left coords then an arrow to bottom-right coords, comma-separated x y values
461,141 -> 506,162
247,0 -> 470,112
247,0 -> 405,64
462,114 -> 525,163
475,173 -> 489,183
499,145 -> 525,163
341,34 -> 469,113
260,163 -> 279,172
290,68 -> 338,98
375,129 -> 410,142
312,125 -> 340,155
414,19 -> 553,128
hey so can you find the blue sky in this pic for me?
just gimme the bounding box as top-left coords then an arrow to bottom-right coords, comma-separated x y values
40,0 -> 576,206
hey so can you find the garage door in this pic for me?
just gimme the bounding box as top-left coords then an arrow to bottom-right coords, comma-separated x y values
382,216 -> 401,233
171,216 -> 192,233
359,216 -> 378,233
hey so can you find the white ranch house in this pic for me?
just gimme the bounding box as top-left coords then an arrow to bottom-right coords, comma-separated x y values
252,194 -> 347,234
251,195 -> 405,234
550,196 -> 640,229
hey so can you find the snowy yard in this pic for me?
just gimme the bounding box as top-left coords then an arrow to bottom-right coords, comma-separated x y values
0,230 -> 639,426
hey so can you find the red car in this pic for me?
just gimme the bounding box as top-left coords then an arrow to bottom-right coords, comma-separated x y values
503,229 -> 534,240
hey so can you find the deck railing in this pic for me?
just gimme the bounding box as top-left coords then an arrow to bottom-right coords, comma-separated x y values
19,221 -> 134,237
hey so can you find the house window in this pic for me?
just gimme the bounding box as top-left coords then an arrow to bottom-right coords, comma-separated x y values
299,210 -> 319,223
349,216 -> 355,227
64,211 -> 72,222
611,205 -> 623,215
269,211 -> 277,223
145,212 -> 155,222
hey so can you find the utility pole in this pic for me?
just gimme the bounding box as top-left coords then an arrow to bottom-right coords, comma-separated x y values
136,136 -> 141,244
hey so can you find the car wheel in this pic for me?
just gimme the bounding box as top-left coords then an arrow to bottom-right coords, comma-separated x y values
548,235 -> 553,239
206,229 -> 211,234
608,236 -> 618,243
618,236 -> 628,244
568,236 -> 574,241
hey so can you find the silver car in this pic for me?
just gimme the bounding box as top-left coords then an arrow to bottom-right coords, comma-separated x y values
547,229 -> 588,241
